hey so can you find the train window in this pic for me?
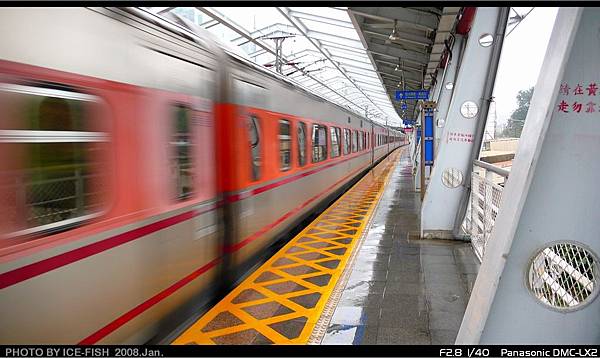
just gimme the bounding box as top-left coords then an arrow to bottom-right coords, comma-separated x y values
358,132 -> 364,151
248,115 -> 261,181
312,124 -> 327,163
0,84 -> 108,237
172,105 -> 194,200
352,130 -> 358,152
279,120 -> 291,171
330,127 -> 341,158
343,128 -> 351,155
360,132 -> 364,151
298,121 -> 307,167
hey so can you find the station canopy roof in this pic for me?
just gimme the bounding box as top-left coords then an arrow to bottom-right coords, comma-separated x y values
145,6 -> 461,127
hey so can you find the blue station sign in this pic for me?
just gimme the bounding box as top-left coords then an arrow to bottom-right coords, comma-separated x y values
395,90 -> 430,101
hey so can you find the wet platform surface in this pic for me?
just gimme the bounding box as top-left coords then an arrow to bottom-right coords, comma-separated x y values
319,149 -> 479,345
172,149 -> 403,345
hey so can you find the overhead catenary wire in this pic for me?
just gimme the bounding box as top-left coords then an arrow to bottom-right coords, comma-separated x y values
505,7 -> 535,38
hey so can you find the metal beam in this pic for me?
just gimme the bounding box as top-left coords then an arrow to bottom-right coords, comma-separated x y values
348,8 -> 407,119
366,42 -> 429,66
378,66 -> 424,82
288,10 -> 355,29
157,7 -> 176,15
373,57 -> 424,72
406,7 -> 444,17
381,73 -> 422,85
349,7 -> 439,31
305,29 -> 364,48
212,11 -> 370,116
278,6 -> 387,118
370,36 -> 430,57
197,8 -> 380,118
328,51 -> 371,64
315,37 -> 365,51
363,28 -> 433,47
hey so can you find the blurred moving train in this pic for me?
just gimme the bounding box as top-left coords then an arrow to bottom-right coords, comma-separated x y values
0,7 -> 407,344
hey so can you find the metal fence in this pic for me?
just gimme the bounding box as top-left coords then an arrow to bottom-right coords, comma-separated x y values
461,160 -> 598,309
462,160 -> 508,262
528,243 -> 597,309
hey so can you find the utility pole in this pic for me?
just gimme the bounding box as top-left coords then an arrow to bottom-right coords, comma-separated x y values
262,31 -> 296,74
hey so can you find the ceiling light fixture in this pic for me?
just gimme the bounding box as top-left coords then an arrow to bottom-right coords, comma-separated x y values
389,20 -> 400,41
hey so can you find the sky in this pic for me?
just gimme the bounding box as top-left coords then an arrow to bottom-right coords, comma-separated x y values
491,7 -> 559,125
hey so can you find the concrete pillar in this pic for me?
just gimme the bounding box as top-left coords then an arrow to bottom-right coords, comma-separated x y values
421,8 -> 505,239
434,35 -> 465,157
413,128 -> 422,191
457,8 -> 600,343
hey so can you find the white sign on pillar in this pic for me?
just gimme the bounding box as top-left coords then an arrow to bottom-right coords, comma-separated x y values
458,8 -> 599,344
434,35 -> 464,157
421,7 -> 503,239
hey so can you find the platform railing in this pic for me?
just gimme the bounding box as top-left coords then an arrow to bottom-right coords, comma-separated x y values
462,161 -> 596,309
462,160 -> 509,262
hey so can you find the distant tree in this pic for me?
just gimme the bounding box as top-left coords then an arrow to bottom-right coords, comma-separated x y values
502,86 -> 534,138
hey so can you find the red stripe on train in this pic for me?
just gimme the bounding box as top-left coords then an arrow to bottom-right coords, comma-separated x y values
0,210 -> 199,290
2,151 -> 384,344
78,257 -> 222,345
79,162 -> 371,344
226,151 -> 368,202
1,153 -> 369,289
224,162 -> 369,253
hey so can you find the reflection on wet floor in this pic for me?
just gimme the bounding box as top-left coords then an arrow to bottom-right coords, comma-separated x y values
320,149 -> 480,345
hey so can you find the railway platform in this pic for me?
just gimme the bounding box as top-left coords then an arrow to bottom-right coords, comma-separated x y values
2,6 -> 599,347
172,148 -> 479,345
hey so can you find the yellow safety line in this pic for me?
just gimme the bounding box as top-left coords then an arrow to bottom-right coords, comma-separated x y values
173,149 -> 402,345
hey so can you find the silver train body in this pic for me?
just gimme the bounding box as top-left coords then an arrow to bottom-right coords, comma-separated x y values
0,7 -> 406,344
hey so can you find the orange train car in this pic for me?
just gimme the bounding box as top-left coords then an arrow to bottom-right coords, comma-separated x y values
0,7 -> 408,344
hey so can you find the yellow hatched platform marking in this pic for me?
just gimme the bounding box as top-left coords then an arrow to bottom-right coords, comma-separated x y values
173,150 -> 402,345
